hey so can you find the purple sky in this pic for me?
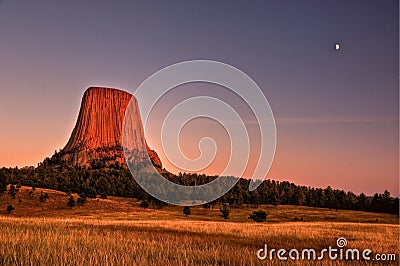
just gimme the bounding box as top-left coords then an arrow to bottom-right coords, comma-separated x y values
0,0 -> 398,195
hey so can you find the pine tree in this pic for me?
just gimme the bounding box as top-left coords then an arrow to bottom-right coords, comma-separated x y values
6,205 -> 14,214
8,185 -> 17,199
67,196 -> 75,207
220,204 -> 230,220
183,206 -> 191,217
140,200 -> 149,208
0,172 -> 6,195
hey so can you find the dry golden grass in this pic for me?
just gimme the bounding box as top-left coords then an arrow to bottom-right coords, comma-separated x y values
0,217 -> 398,265
0,186 -> 398,265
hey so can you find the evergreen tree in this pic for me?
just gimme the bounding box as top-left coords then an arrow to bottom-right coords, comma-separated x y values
269,187 -> 280,207
6,205 -> 14,214
220,204 -> 230,220
39,192 -> 46,203
357,193 -> 368,211
0,172 -> 6,194
183,206 -> 191,217
8,185 -> 18,199
77,194 -> 87,205
67,196 -> 75,207
140,200 -> 149,208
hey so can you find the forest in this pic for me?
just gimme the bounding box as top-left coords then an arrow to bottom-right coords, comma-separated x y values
0,164 -> 398,215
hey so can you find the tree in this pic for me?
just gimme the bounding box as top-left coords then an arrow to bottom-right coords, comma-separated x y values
269,187 -> 280,207
292,187 -> 306,206
356,193 -> 368,211
6,205 -> 14,214
0,173 -> 6,194
83,187 -> 97,199
324,186 -> 334,208
140,200 -> 149,208
183,206 -> 191,217
8,185 -> 18,199
202,203 -> 211,209
220,204 -> 230,220
77,195 -> 87,205
67,196 -> 75,207
249,190 -> 260,208
39,192 -> 46,203
150,198 -> 167,209
248,210 -> 267,222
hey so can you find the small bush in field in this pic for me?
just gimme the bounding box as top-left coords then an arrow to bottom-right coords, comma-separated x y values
67,196 -> 75,207
248,210 -> 267,222
183,206 -> 191,217
140,200 -> 149,208
6,205 -> 14,214
77,196 -> 87,205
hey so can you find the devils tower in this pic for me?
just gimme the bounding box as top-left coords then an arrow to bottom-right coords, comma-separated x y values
52,87 -> 161,169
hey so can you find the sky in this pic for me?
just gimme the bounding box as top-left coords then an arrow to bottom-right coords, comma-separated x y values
0,0 -> 398,196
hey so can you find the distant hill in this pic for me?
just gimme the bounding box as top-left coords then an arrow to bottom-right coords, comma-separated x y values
0,185 -> 398,224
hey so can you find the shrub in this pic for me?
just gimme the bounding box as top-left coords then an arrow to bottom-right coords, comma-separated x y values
67,196 -> 75,207
140,200 -> 149,208
248,210 -> 267,222
77,195 -> 87,205
183,206 -> 191,217
6,205 -> 14,214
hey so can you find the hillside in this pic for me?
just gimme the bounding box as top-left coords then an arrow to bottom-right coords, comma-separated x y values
0,186 -> 398,265
0,186 -> 398,224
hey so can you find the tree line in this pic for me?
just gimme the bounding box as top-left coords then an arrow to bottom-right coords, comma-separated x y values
0,165 -> 398,215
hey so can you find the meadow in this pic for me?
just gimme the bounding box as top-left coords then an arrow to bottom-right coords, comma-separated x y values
0,187 -> 398,265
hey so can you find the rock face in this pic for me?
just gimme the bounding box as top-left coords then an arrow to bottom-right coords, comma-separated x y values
57,87 -> 162,169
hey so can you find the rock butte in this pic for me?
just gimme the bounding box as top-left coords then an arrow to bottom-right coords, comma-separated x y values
56,87 -> 162,169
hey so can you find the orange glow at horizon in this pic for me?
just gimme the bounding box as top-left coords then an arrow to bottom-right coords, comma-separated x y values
145,116 -> 399,196
0,114 -> 398,197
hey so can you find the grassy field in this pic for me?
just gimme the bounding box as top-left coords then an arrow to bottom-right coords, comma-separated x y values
0,217 -> 398,265
0,186 -> 398,265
